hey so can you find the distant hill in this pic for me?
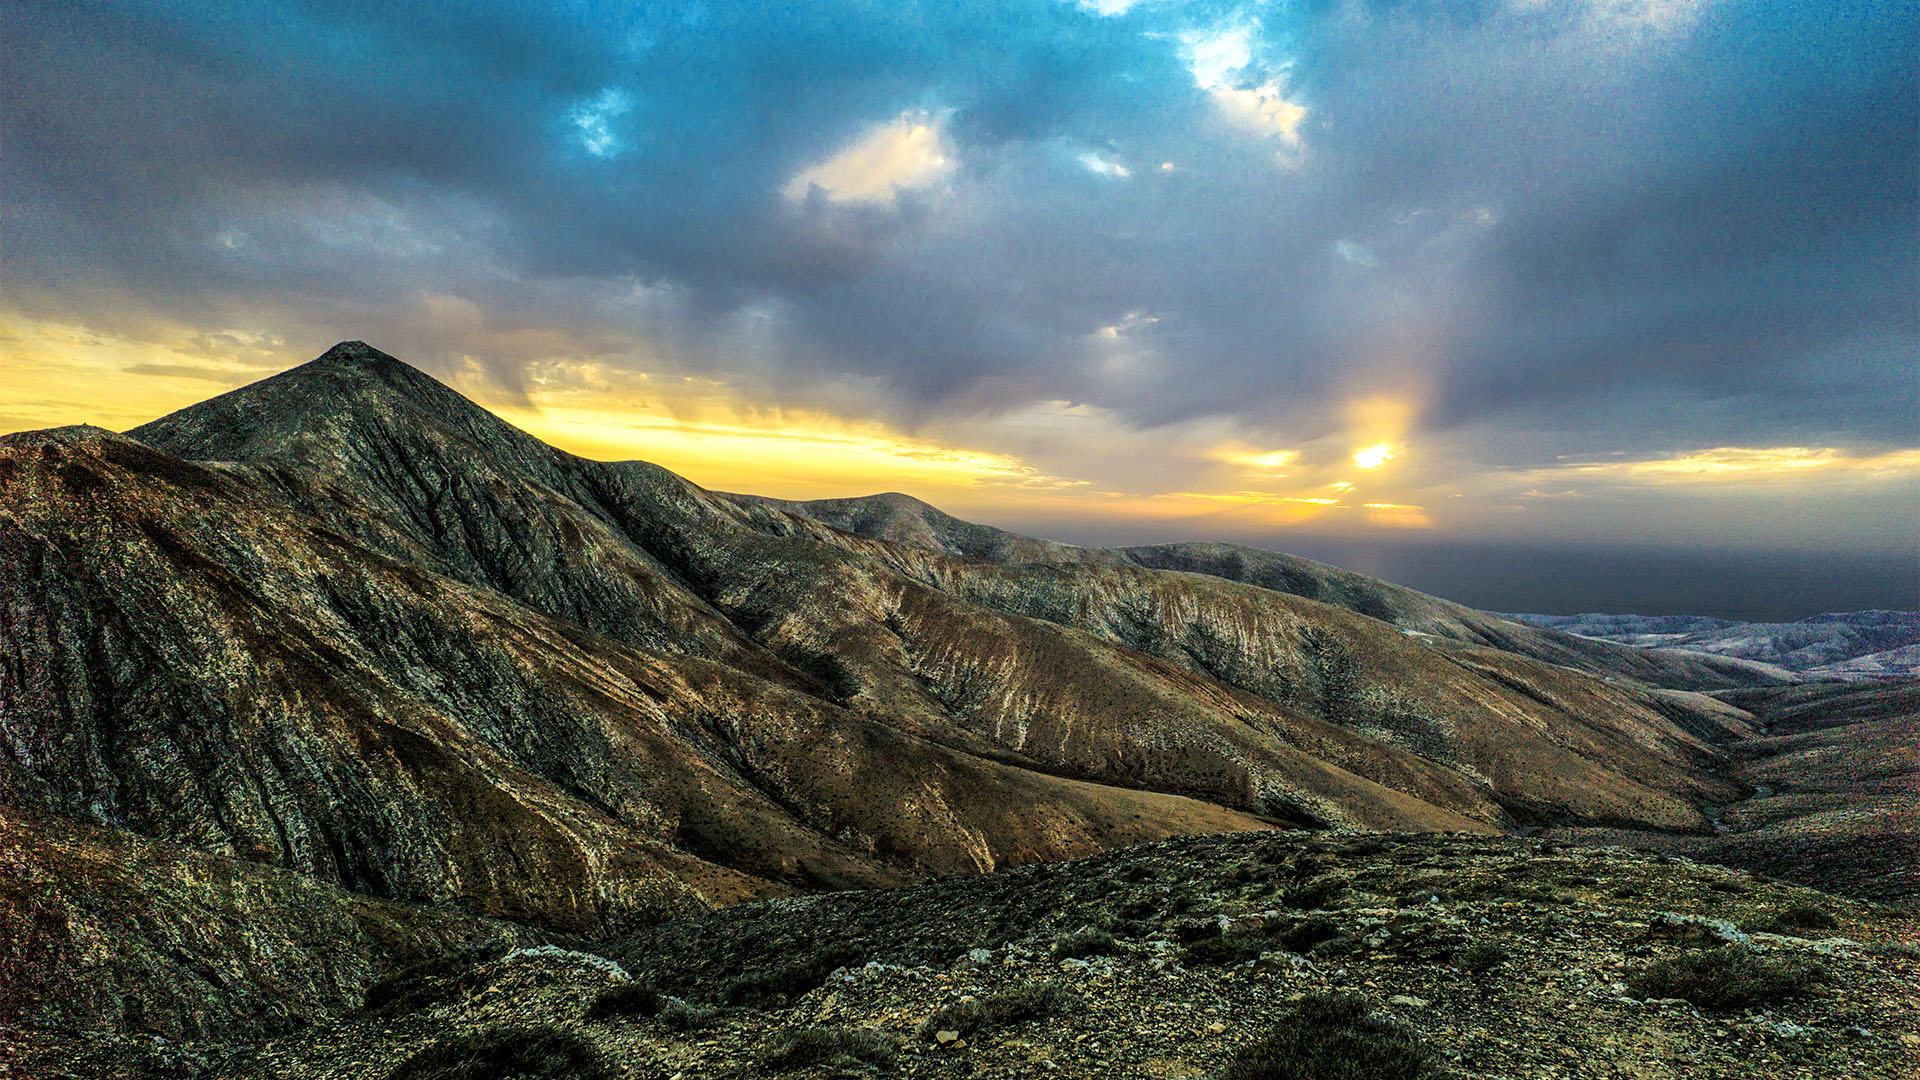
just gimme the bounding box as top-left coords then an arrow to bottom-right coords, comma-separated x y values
1502,610 -> 1920,680
742,492 -> 1797,692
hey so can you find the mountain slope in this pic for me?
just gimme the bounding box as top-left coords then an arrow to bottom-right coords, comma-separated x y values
198,831 -> 1920,1080
742,491 -> 1794,691
1506,610 -> 1920,679
114,346 -> 1746,842
2,426 -> 1276,932
0,342 -> 1814,1051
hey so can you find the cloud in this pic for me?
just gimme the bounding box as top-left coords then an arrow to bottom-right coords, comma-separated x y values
783,111 -> 956,205
1333,240 -> 1376,267
1537,446 -> 1920,484
569,87 -> 634,158
0,0 -> 1913,574
1352,443 -> 1396,470
1078,149 -> 1132,178
1073,0 -> 1153,16
1210,85 -> 1307,143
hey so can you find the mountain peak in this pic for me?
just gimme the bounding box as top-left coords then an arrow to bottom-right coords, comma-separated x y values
311,340 -> 407,371
128,341 -> 509,465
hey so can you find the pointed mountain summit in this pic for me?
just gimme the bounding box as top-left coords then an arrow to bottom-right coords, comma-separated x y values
129,340 -> 544,471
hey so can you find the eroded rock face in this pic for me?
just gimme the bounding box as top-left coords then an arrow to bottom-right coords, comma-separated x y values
0,342 -> 1795,1046
0,799 -> 547,1045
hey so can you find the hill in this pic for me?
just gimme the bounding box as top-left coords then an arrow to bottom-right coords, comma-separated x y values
1503,611 -> 1920,680
29,831 -> 1910,1080
743,492 -> 1797,691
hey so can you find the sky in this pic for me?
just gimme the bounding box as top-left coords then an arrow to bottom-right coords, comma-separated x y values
2,0 -> 1915,619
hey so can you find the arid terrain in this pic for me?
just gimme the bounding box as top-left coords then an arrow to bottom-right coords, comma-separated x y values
1,343 -> 1913,1078
11,831 -> 1916,1079
1504,612 -> 1919,682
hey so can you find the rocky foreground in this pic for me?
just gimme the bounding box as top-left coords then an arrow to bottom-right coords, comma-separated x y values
17,831 -> 1911,1080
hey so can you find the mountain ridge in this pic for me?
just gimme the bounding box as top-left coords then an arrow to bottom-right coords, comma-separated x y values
9,342 -> 1906,1064
738,489 -> 1799,691
1503,610 -> 1919,680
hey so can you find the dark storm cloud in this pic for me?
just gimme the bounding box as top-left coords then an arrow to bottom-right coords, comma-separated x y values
3,0 -> 1915,461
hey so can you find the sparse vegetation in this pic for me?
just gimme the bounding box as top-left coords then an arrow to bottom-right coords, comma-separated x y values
1627,946 -> 1824,1010
1750,903 -> 1838,935
1454,942 -> 1510,972
1182,933 -> 1267,966
983,982 -> 1075,1023
1050,927 -> 1117,959
656,998 -> 722,1030
582,984 -> 662,1022
1183,915 -> 1344,965
362,945 -> 503,1014
1356,685 -> 1450,759
917,982 -> 1075,1040
724,943 -> 865,1007
52,827 -> 1897,1080
386,1025 -> 613,1080
759,1025 -> 898,1071
1173,918 -> 1224,943
917,999 -> 988,1040
1222,993 -> 1437,1080
1276,916 -> 1342,954
1284,877 -> 1348,910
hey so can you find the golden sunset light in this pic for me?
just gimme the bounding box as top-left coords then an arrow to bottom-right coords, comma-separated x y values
4,5 -> 1917,1071
1351,442 -> 1396,470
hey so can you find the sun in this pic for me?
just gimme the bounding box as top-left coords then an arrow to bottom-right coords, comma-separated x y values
1352,442 -> 1396,470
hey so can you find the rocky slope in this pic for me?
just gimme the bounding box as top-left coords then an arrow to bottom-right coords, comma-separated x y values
84,831 -> 1919,1080
4,342 -> 1902,1072
0,798 -> 554,1053
745,492 -> 1797,691
1541,679 -> 1920,904
1505,611 -> 1920,680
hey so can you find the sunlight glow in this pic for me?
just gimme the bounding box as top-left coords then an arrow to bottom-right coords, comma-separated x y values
1352,443 -> 1396,470
13,318 -> 1906,551
1548,446 -> 1920,482
1211,85 -> 1308,144
1362,501 -> 1435,529
1215,446 -> 1299,473
0,316 -> 292,432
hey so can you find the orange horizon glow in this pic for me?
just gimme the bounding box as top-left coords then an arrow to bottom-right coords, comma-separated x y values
4,317 -> 1918,542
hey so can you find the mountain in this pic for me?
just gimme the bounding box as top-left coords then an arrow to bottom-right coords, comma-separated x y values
4,342 -> 1906,1072
1503,610 -> 1920,680
1538,678 -> 1920,905
742,492 -> 1799,691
